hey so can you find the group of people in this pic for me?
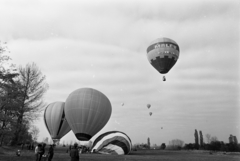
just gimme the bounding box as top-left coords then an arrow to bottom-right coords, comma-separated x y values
35,143 -> 54,161
68,144 -> 91,154
33,142 -> 94,161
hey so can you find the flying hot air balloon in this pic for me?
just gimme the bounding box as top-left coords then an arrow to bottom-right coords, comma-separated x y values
147,104 -> 151,109
146,37 -> 180,81
44,102 -> 71,143
149,112 -> 152,116
64,88 -> 112,141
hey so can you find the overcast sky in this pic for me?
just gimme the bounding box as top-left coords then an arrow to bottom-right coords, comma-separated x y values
0,0 -> 239,145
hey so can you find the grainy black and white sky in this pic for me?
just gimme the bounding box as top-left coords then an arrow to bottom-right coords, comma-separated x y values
0,0 -> 239,145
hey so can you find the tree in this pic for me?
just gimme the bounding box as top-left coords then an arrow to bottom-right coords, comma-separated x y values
0,41 -> 22,146
147,137 -> 150,149
167,139 -> 184,150
194,129 -> 199,149
206,134 -> 211,144
42,137 -> 49,144
29,125 -> 39,142
210,136 -> 218,142
11,62 -> 48,145
17,121 -> 33,144
199,131 -> 204,148
184,143 -> 194,150
160,143 -> 166,150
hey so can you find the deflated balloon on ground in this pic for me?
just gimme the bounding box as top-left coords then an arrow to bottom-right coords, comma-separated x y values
91,131 -> 132,155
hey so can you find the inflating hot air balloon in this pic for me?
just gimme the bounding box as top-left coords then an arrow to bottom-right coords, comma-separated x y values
91,131 -> 132,155
149,112 -> 152,116
44,102 -> 71,143
147,104 -> 151,109
64,88 -> 112,141
146,37 -> 180,81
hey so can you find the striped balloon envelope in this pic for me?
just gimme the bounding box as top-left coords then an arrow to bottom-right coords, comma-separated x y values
44,102 -> 71,142
91,131 -> 132,155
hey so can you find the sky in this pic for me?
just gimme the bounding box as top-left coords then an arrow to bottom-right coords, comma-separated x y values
0,0 -> 239,146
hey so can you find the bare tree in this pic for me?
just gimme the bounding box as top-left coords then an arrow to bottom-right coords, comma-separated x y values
167,139 -> 184,150
29,125 -> 40,142
11,63 -> 48,144
205,134 -> 211,144
42,137 -> 49,144
210,136 -> 218,142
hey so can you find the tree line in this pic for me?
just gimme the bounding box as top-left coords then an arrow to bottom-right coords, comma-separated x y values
0,42 -> 48,146
184,129 -> 240,152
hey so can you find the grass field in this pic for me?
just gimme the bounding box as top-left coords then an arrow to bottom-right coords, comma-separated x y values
1,146 -> 240,161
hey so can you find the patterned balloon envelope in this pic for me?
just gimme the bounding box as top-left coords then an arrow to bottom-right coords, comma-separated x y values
91,131 -> 132,155
146,37 -> 180,75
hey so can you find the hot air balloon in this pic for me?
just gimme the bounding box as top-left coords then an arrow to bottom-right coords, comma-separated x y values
146,37 -> 180,81
121,103 -> 124,106
65,88 -> 112,141
91,131 -> 132,155
147,104 -> 151,109
149,112 -> 152,116
44,102 -> 71,143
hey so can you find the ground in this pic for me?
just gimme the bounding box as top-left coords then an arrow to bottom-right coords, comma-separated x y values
0,146 -> 240,161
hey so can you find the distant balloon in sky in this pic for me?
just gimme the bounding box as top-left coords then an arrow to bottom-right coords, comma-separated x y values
65,88 -> 112,141
146,37 -> 180,81
149,112 -> 152,116
121,103 -> 124,106
91,131 -> 132,155
147,104 -> 151,109
44,102 -> 71,143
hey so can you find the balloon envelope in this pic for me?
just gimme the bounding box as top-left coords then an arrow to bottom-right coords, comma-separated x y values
91,131 -> 132,155
65,88 -> 112,141
146,37 -> 180,74
147,104 -> 151,109
149,112 -> 152,116
44,102 -> 71,141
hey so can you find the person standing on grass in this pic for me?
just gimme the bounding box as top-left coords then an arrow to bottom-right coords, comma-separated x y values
35,144 -> 41,161
47,144 -> 54,161
38,143 -> 46,161
70,143 -> 79,161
